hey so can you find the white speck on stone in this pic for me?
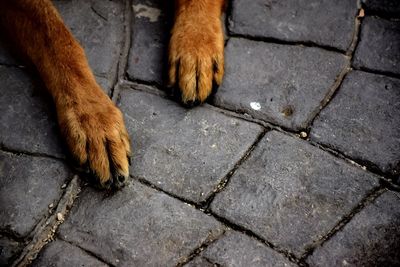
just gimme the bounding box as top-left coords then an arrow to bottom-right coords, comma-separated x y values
250,102 -> 261,110
56,213 -> 64,221
133,4 -> 161,22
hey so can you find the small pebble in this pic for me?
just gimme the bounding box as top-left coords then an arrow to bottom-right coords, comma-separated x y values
300,131 -> 308,138
48,203 -> 54,209
61,184 -> 67,189
57,213 -> 64,221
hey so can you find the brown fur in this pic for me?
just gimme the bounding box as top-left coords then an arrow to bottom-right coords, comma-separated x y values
169,0 -> 225,103
0,0 -> 225,188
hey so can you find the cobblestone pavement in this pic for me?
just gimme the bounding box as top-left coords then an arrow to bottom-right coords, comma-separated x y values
1,0 -> 399,266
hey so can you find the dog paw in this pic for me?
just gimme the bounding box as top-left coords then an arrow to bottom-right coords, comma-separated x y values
57,89 -> 131,189
168,9 -> 224,105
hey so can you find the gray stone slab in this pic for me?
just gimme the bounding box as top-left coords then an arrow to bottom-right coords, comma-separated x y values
0,151 -> 71,237
54,0 -> 125,94
127,0 -> 170,84
187,231 -> 296,267
310,71 -> 400,175
118,89 -> 263,203
362,0 -> 400,17
0,66 -> 65,158
0,235 -> 22,267
213,38 -> 348,131
59,182 -> 224,266
229,0 -> 358,51
308,191 -> 400,266
353,17 -> 400,75
32,240 -> 107,267
211,131 -> 380,256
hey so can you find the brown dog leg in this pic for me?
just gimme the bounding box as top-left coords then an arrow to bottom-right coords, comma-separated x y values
0,0 -> 131,189
169,0 -> 226,105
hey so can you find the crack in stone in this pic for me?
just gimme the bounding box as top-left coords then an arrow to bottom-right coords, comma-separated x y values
305,0 -> 363,130
175,229 -> 226,267
11,176 -> 81,267
299,187 -> 387,263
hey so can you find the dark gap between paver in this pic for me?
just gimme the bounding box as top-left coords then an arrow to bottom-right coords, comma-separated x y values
307,190 -> 400,266
211,131 -> 381,257
184,231 -> 297,267
31,239 -> 109,267
117,88 -> 263,203
299,187 -> 386,262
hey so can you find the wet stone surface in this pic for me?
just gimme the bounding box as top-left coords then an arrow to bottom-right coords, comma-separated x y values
308,191 -> 400,266
353,17 -> 400,75
229,0 -> 358,51
186,231 -> 296,267
211,131 -> 379,256
118,89 -> 263,203
310,71 -> 400,176
59,182 -> 224,266
213,38 -> 347,131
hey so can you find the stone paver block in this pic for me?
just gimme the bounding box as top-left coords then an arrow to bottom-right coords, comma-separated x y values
308,191 -> 400,266
32,240 -> 107,267
213,38 -> 347,131
0,66 -> 65,157
211,131 -> 380,256
353,17 -> 400,75
186,231 -> 296,267
59,182 -> 224,266
0,235 -> 22,266
310,71 -> 400,175
118,89 -> 263,203
229,0 -> 358,51
362,0 -> 400,17
54,0 -> 125,94
0,151 -> 71,237
127,0 -> 170,84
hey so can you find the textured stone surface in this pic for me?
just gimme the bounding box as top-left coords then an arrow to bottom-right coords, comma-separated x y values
127,0 -> 171,84
310,71 -> 400,175
362,0 -> 400,17
187,231 -> 296,267
32,240 -> 107,267
0,236 -> 22,267
0,151 -> 71,237
59,183 -> 223,266
54,0 -> 125,94
213,38 -> 347,130
1,0 -> 399,264
118,89 -> 263,203
353,17 -> 400,75
0,66 -> 65,157
229,0 -> 358,51
308,191 -> 400,266
211,131 -> 379,256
